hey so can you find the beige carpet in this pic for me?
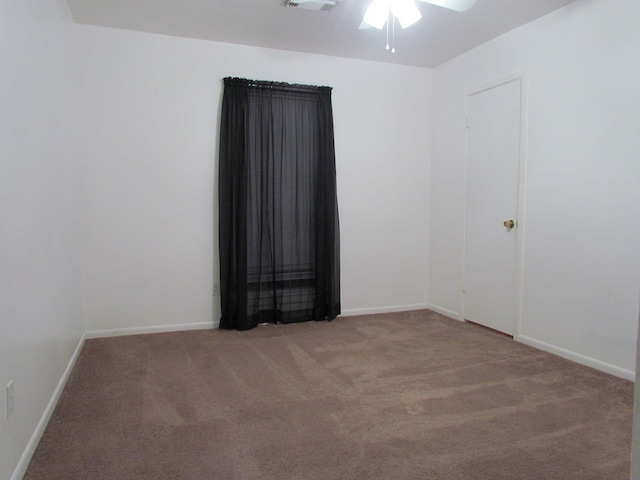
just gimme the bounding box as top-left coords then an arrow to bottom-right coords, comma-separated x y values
25,310 -> 632,479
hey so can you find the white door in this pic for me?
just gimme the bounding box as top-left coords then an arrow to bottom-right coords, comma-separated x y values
464,78 -> 522,335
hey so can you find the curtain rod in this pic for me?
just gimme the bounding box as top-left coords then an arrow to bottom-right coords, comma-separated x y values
223,77 -> 332,93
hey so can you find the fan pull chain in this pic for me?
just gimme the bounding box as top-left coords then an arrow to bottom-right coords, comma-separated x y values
386,9 -> 390,51
391,16 -> 396,53
384,9 -> 396,54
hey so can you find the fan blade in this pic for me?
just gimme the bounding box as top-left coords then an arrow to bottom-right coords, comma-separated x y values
362,0 -> 389,29
417,0 -> 476,12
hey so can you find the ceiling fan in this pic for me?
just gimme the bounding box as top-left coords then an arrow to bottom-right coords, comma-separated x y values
360,0 -> 476,30
359,0 -> 475,53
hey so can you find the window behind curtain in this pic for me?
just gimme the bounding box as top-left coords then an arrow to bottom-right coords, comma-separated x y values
218,78 -> 340,331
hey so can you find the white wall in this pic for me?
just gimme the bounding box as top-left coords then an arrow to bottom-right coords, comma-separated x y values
429,0 -> 640,376
75,25 -> 433,333
0,0 -> 83,478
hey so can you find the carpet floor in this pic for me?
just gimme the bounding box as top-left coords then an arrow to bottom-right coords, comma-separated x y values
24,310 -> 633,479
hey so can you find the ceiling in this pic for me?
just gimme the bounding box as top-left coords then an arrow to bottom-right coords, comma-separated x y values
66,0 -> 577,68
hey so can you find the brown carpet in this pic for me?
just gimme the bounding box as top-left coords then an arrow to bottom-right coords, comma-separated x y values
25,310 -> 632,479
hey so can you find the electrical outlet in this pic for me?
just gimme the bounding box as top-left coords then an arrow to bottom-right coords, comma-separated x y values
6,381 -> 14,418
213,283 -> 221,296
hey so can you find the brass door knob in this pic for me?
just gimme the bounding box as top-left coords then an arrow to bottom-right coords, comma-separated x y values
503,219 -> 515,230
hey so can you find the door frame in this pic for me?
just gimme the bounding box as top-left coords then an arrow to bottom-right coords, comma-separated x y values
461,71 -> 528,338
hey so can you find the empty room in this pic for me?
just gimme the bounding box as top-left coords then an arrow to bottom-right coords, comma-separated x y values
2,0 -> 639,479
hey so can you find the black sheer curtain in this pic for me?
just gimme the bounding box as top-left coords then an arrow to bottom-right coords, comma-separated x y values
218,77 -> 340,331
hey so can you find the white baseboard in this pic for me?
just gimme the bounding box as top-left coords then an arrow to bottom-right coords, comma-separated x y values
427,304 -> 463,321
86,321 -> 218,339
341,303 -> 430,317
517,334 -> 635,381
426,308 -> 632,380
11,333 -> 87,480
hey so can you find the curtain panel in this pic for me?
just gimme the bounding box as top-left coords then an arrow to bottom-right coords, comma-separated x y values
219,77 -> 341,331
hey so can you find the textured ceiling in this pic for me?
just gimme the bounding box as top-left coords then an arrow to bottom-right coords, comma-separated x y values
66,0 -> 577,68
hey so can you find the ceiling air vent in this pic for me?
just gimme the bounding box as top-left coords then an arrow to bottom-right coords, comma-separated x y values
284,0 -> 341,13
